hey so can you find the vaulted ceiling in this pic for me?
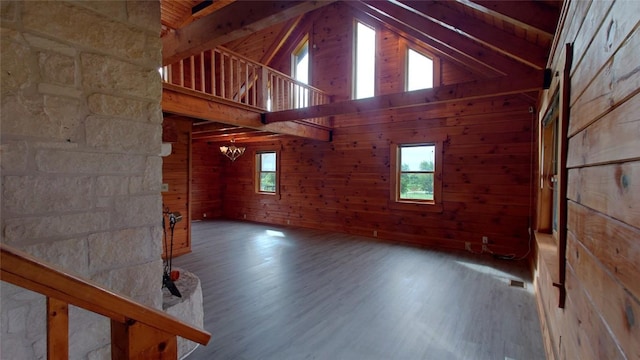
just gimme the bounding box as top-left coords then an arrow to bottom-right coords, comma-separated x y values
160,0 -> 562,143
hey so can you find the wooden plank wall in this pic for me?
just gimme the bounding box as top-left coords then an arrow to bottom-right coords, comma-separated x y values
191,141 -> 224,220
161,117 -> 192,257
189,2 -> 538,256
218,93 -> 536,256
534,1 -> 640,359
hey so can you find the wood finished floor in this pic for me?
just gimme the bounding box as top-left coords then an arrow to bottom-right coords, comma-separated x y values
173,220 -> 544,360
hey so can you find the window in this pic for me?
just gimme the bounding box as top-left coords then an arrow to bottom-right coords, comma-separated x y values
398,144 -> 435,201
406,48 -> 434,91
354,21 -> 376,99
539,92 -> 560,238
390,141 -> 443,212
292,38 -> 309,108
256,151 -> 277,194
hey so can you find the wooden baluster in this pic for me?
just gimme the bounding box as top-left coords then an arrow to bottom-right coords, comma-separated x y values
245,61 -> 249,105
47,297 -> 69,360
190,56 -> 195,91
229,56 -> 233,100
211,50 -> 216,96
111,319 -> 177,360
237,58 -> 241,103
200,52 -> 205,92
179,60 -> 184,87
220,52 -> 225,99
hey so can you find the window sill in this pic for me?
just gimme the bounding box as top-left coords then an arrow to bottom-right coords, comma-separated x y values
534,231 -> 559,284
388,200 -> 443,213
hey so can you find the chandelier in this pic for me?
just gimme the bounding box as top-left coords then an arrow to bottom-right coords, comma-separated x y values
219,140 -> 245,161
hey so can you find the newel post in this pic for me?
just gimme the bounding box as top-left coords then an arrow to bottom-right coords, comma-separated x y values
257,66 -> 269,110
111,319 -> 177,359
47,297 -> 69,360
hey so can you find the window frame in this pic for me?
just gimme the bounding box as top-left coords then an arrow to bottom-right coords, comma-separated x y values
389,140 -> 443,213
352,19 -> 377,100
403,42 -> 440,91
255,150 -> 279,196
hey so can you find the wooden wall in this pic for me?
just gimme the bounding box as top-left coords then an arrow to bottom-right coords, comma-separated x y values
218,93 -> 536,256
191,141 -> 224,220
161,117 -> 192,257
534,1 -> 640,359
189,2 -> 537,256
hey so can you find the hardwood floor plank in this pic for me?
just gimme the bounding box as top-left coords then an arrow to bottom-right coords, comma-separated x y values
173,220 -> 544,359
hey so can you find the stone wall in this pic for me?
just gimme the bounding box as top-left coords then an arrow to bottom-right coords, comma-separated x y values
0,1 -> 163,358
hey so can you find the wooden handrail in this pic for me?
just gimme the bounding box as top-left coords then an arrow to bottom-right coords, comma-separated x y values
0,243 -> 211,359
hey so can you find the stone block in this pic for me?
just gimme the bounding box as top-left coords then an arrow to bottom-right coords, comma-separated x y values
39,52 -> 75,86
2,175 -> 93,215
23,237 -> 90,277
0,140 -> 29,173
0,38 -> 37,96
38,83 -> 83,98
143,156 -> 163,192
0,336 -> 34,360
112,194 -> 161,228
74,1 -> 126,21
127,1 -> 161,35
36,150 -> 146,174
0,1 -> 18,22
7,306 -> 27,334
96,176 -> 128,196
88,93 -> 157,123
23,2 -> 146,62
68,307 -> 109,358
87,344 -> 110,360
3,212 -> 111,246
88,227 -> 160,273
1,95 -> 84,141
85,116 -> 161,154
92,259 -> 163,308
23,33 -> 76,57
81,53 -> 161,101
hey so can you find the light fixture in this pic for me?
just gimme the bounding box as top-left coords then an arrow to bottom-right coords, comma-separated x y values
219,139 -> 245,161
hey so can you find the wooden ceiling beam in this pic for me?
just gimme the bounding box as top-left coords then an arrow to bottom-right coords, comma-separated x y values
163,85 -> 331,141
263,70 -> 543,123
396,0 -> 548,69
260,15 -> 305,66
359,1 -> 534,76
162,1 -> 335,65
348,2 -> 493,77
457,0 -> 559,39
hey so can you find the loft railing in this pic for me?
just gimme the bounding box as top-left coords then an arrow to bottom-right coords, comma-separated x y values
0,243 -> 211,359
161,46 -> 330,112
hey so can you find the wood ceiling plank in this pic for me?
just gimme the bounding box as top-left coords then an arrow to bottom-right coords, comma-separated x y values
163,85 -> 331,141
397,0 -> 548,69
263,70 -> 543,123
458,0 -> 559,40
162,0 -> 335,65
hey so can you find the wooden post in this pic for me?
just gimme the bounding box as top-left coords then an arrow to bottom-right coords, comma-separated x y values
257,67 -> 269,110
47,297 -> 69,360
111,319 -> 177,360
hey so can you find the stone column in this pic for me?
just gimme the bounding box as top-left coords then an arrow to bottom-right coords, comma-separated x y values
1,1 -> 164,358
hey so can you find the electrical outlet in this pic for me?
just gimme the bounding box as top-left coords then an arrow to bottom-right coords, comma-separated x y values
203,213 -> 207,218
482,236 -> 489,244
287,219 -> 290,225
373,230 -> 377,237
465,242 -> 471,251
243,214 -> 247,219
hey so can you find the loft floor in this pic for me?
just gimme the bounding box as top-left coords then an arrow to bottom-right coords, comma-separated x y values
172,220 -> 544,359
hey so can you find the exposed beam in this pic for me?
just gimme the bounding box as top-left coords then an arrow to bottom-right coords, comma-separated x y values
263,70 -> 543,123
260,15 -> 305,66
457,0 -> 559,39
179,0 -> 236,28
162,1 -> 335,65
360,1 -> 534,76
348,2 -> 496,77
396,0 -> 547,69
163,85 -> 331,141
